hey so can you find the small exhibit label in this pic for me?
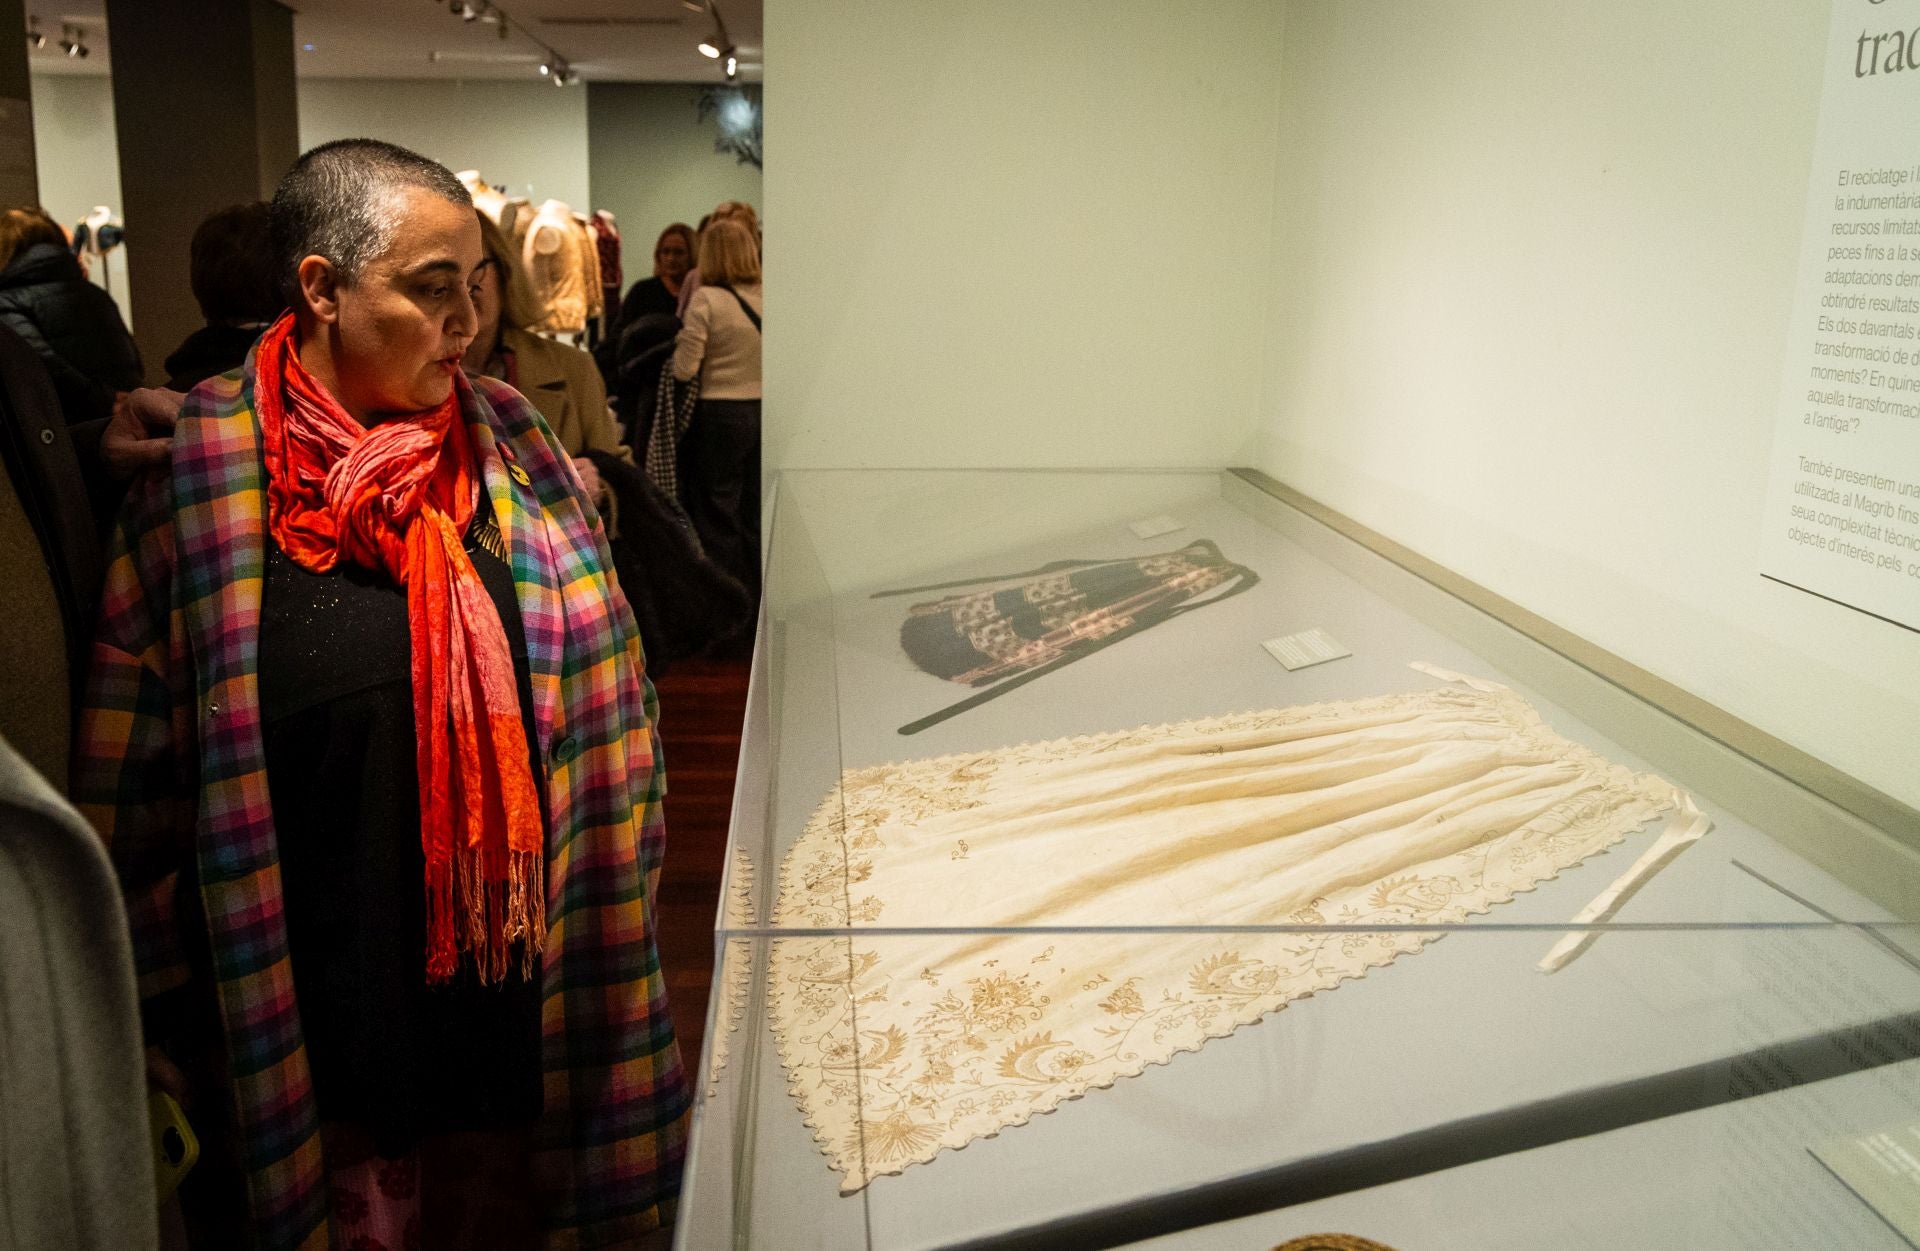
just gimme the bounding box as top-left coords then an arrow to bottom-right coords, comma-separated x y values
1811,1119 -> 1920,1246
1262,628 -> 1352,671
1129,514 -> 1186,540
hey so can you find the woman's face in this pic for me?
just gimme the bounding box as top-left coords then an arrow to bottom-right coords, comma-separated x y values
463,257 -> 503,371
656,233 -> 691,282
311,188 -> 485,418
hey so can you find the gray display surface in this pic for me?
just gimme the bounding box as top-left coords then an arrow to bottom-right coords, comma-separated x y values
679,471 -> 1920,1251
1126,1057 -> 1920,1251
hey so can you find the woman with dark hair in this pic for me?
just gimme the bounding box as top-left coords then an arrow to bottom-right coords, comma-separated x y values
73,139 -> 687,1250
0,205 -> 141,425
162,201 -> 285,391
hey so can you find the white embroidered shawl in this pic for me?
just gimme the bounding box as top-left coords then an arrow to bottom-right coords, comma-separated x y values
768,676 -> 1705,1192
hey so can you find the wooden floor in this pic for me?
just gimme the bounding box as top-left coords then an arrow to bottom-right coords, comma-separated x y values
650,653 -> 752,1077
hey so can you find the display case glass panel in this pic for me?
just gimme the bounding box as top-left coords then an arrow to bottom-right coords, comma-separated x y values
675,469 -> 1920,1250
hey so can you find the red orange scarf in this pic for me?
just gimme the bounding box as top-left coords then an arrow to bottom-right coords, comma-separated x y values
253,313 -> 543,985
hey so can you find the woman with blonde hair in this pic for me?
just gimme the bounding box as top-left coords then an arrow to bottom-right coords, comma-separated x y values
617,222 -> 696,326
670,216 -> 761,593
464,210 -> 629,507
673,201 -> 758,317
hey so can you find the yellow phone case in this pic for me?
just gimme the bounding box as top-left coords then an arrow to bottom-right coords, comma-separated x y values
148,1090 -> 200,1204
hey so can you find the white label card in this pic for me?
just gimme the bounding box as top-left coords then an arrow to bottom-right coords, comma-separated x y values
1128,514 -> 1186,540
1262,628 -> 1352,671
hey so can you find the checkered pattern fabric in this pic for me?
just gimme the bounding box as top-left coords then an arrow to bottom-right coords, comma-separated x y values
73,359 -> 689,1250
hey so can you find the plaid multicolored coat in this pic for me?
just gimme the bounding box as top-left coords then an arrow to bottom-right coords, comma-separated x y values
72,358 -> 689,1250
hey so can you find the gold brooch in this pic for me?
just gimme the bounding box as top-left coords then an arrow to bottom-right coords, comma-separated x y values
508,464 -> 532,487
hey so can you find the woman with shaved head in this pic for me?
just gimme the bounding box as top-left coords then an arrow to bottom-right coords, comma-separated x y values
73,139 -> 687,1250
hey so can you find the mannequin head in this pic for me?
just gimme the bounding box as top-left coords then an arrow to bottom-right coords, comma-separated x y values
270,139 -> 483,423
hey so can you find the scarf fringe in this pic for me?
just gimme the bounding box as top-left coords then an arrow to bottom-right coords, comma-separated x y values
430,847 -> 545,985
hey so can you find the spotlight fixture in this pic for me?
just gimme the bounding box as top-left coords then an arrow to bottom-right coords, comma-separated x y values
538,59 -> 551,76
724,53 -> 738,80
697,0 -> 733,68
58,24 -> 86,58
26,16 -> 45,50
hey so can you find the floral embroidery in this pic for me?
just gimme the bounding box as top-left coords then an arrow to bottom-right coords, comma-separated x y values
852,1111 -> 943,1162
770,684 -> 1687,1193
1097,979 -> 1144,1016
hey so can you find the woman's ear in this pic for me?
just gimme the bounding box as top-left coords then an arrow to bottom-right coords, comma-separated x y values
297,255 -> 343,325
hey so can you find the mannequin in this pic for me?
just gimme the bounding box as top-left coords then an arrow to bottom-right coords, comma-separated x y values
590,210 -> 622,320
456,169 -> 510,231
69,206 -> 125,294
522,199 -> 589,335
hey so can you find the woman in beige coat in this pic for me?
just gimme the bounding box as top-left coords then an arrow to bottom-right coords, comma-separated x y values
465,212 -> 630,508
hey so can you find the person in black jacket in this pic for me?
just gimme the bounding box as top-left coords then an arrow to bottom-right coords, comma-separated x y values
0,206 -> 142,426
162,202 -> 283,392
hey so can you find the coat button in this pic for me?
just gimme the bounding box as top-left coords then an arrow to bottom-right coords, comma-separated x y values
38,428 -> 54,445
551,735 -> 579,765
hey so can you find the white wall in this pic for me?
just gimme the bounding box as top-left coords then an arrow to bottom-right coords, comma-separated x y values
29,72 -> 132,326
588,83 -> 763,265
1253,1 -> 1920,809
764,0 -> 1285,472
298,77 -> 590,211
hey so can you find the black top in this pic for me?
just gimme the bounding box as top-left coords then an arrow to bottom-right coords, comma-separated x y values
162,324 -> 265,393
0,243 -> 142,425
257,508 -> 544,1156
617,276 -> 679,326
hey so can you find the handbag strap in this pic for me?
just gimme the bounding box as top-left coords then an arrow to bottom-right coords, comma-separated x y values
711,283 -> 762,334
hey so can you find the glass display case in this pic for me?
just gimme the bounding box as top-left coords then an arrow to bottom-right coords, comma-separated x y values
673,468 -> 1920,1251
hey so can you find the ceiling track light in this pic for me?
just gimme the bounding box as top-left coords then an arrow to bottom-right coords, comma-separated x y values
698,0 -> 733,69
441,1 -> 574,81
58,23 -> 87,58
25,16 -> 46,49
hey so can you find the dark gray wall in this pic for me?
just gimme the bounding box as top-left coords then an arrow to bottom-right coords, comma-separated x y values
0,0 -> 37,207
105,0 -> 298,380
249,0 -> 299,198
